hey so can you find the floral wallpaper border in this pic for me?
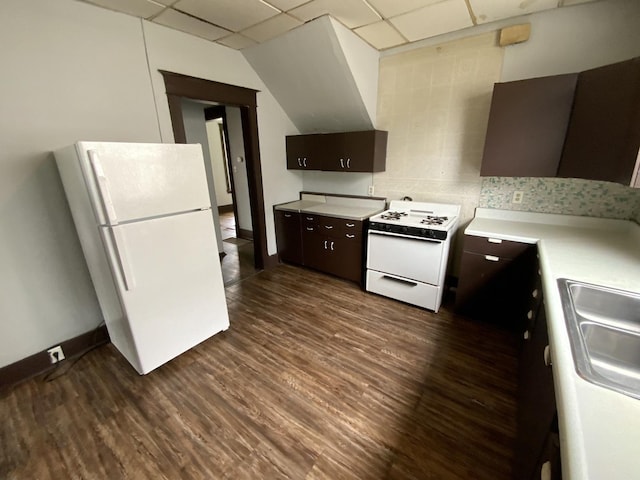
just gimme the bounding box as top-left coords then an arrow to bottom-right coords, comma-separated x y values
479,177 -> 640,222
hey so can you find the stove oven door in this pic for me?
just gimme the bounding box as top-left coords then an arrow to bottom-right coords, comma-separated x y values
366,231 -> 444,285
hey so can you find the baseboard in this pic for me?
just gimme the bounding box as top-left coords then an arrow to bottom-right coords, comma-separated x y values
264,253 -> 280,269
218,204 -> 234,214
0,325 -> 110,390
238,228 -> 253,241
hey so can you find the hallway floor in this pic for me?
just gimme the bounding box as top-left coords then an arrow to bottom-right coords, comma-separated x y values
219,209 -> 259,287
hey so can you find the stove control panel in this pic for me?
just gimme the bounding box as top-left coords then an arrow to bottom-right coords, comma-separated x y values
368,222 -> 448,241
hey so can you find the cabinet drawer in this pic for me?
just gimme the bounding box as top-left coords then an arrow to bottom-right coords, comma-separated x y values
463,235 -> 532,259
318,216 -> 362,235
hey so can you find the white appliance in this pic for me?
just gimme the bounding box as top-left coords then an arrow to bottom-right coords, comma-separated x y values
55,142 -> 229,375
365,200 -> 461,313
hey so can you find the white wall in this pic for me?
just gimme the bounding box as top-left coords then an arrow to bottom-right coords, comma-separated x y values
142,20 -> 301,253
501,0 -> 640,81
0,0 -> 299,368
181,99 -> 225,253
225,107 -> 253,233
0,0 -> 162,368
206,119 -> 233,207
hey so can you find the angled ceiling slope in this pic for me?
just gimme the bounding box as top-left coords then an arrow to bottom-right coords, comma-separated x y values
243,16 -> 379,133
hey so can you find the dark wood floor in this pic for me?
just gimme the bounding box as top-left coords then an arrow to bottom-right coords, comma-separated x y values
219,210 -> 259,287
0,265 -> 518,480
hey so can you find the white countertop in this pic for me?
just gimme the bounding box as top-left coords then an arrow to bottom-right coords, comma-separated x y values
466,208 -> 640,480
275,194 -> 386,221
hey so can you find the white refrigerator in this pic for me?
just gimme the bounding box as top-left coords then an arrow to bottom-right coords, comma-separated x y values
55,142 -> 230,375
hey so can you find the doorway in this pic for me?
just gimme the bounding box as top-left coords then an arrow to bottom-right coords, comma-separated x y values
159,71 -> 270,271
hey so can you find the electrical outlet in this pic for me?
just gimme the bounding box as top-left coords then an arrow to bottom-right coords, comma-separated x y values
512,191 -> 524,204
47,345 -> 65,364
368,185 -> 375,196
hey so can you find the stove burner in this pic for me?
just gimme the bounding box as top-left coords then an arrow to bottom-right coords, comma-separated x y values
380,211 -> 408,221
420,216 -> 448,226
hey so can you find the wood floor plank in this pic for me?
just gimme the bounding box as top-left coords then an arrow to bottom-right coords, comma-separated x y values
0,264 -> 518,479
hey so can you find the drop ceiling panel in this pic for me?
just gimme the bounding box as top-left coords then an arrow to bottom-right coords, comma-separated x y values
242,14 -> 302,43
264,0 -> 308,10
390,0 -> 473,42
469,0 -> 558,24
217,33 -> 257,50
355,21 -> 406,50
84,0 -> 165,18
153,9 -> 231,41
174,0 -> 280,31
366,0 -> 444,19
288,0 -> 381,29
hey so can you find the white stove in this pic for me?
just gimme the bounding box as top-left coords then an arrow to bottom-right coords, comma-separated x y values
365,201 -> 461,312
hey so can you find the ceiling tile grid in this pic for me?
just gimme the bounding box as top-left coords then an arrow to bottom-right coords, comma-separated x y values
79,0 -> 605,51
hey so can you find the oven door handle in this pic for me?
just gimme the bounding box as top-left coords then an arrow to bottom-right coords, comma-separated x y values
367,230 -> 442,243
382,274 -> 418,287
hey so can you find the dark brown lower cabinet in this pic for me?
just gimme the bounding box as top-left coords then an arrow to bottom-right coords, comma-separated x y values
275,210 -> 364,285
514,300 -> 559,480
274,210 -> 303,264
456,235 -> 536,329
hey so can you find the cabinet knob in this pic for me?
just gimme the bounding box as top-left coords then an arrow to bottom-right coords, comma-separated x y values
543,345 -> 552,367
532,289 -> 539,299
523,330 -> 530,340
527,310 -> 533,320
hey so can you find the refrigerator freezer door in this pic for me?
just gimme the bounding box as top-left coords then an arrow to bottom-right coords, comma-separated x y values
102,209 -> 229,374
80,142 -> 211,224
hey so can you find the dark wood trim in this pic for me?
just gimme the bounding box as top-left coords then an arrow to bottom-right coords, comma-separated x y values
263,253 -> 280,269
238,228 -> 254,241
0,325 -> 109,390
160,70 -> 258,107
160,70 -> 268,271
218,204 -> 234,214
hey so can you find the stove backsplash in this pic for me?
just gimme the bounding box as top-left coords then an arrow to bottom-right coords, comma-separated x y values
479,177 -> 640,223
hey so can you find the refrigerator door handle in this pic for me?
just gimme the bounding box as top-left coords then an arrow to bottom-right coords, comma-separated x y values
88,150 -> 118,225
110,226 -> 136,291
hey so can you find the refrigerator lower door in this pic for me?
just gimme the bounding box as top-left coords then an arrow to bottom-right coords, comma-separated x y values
101,209 -> 229,374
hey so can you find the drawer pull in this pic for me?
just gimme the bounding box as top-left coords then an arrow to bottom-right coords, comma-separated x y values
484,255 -> 500,262
297,158 -> 302,167
306,216 -> 314,221
306,227 -> 314,231
303,157 -> 307,167
324,225 -> 333,229
324,240 -> 327,249
544,345 -> 552,367
532,288 -> 539,299
330,241 -> 334,251
527,310 -> 533,320
487,238 -> 503,244
345,234 -> 355,239
347,158 -> 351,169
523,330 -> 530,340
346,223 -> 355,228
284,213 -> 292,218
340,158 -> 345,169
541,461 -> 551,480
382,275 -> 417,287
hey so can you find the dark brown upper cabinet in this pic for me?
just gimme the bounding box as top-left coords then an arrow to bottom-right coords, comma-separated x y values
480,74 -> 578,177
558,57 -> 640,186
286,130 -> 387,173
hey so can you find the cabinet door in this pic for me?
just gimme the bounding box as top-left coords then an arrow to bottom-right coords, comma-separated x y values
558,57 -> 640,185
514,306 -> 556,480
331,232 -> 363,284
286,134 -> 322,170
274,210 -> 302,264
325,131 -> 387,172
480,74 -> 578,177
302,227 -> 332,271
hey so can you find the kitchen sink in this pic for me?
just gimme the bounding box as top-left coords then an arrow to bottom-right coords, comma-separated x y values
558,279 -> 640,400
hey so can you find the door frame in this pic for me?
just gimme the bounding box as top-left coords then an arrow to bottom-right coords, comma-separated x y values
204,106 -> 241,240
159,70 -> 268,269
